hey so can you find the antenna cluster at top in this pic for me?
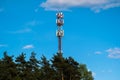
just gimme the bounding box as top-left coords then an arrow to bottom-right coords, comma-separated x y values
56,12 -> 64,27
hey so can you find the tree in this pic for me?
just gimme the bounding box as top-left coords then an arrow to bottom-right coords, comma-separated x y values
51,53 -> 94,80
0,52 -> 94,80
28,52 -> 41,80
51,53 -> 65,80
0,52 -> 17,80
78,64 -> 94,80
40,55 -> 55,80
64,57 -> 80,80
15,53 -> 27,80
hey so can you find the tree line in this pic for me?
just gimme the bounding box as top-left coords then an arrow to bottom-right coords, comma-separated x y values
0,51 -> 94,80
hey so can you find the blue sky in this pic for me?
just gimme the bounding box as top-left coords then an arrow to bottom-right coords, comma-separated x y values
0,0 -> 120,80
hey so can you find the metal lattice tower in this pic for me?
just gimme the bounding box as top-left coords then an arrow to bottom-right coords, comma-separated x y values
56,12 -> 64,54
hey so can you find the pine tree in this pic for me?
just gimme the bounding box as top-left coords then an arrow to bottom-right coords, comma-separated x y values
28,52 -> 41,80
0,52 -> 17,80
0,52 -> 94,80
40,55 -> 55,80
15,53 -> 27,80
64,57 -> 80,80
78,64 -> 94,80
51,53 -> 64,80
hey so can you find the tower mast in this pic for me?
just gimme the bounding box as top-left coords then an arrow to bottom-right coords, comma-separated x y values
56,12 -> 64,54
56,12 -> 64,80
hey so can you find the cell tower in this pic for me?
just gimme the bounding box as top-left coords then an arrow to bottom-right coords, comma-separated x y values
56,12 -> 64,53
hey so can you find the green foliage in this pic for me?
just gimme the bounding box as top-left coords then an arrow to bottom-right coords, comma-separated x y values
0,52 -> 94,80
0,52 -> 17,80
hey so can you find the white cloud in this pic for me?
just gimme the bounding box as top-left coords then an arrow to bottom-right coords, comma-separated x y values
26,20 -> 41,26
0,44 -> 7,47
101,2 -> 120,10
106,47 -> 120,59
23,45 -> 34,49
101,69 -> 112,73
92,72 -> 96,77
41,0 -> 120,12
9,20 -> 41,34
95,51 -> 102,54
11,28 -> 31,34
